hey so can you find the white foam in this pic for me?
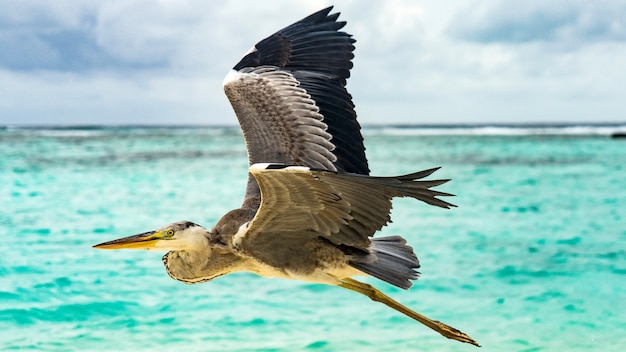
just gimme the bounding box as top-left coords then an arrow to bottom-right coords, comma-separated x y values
32,129 -> 106,138
364,125 -> 626,137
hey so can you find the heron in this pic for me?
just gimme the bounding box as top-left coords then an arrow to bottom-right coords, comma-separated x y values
93,6 -> 479,347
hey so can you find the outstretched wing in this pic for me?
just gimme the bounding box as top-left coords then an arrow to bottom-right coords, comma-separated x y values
223,6 -> 369,208
234,164 -> 455,263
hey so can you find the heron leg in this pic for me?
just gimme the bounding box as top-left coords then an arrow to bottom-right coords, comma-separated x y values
339,278 -> 480,347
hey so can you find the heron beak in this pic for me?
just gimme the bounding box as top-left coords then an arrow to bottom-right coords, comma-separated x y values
93,231 -> 161,250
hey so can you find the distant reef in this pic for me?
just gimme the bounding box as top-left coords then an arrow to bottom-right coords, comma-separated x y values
611,132 -> 626,139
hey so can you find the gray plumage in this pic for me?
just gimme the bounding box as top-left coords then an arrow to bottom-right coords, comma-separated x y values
93,6 -> 479,346
351,236 -> 420,289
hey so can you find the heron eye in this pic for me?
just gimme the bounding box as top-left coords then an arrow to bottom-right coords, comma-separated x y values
166,230 -> 174,237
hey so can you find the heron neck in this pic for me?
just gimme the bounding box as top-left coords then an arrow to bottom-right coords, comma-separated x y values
162,247 -> 242,284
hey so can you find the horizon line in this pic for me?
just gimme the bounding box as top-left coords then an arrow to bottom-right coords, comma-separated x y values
2,121 -> 626,130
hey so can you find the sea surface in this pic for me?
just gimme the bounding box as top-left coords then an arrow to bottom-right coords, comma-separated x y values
1,125 -> 625,351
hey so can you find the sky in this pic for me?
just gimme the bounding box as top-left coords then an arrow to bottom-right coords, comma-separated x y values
1,0 -> 625,126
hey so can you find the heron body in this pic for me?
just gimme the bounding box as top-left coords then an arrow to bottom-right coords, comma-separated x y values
94,7 -> 479,346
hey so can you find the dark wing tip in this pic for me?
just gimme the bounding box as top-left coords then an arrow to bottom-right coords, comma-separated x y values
392,167 -> 458,209
232,6 -> 351,72
305,6 -> 335,21
398,167 -> 442,180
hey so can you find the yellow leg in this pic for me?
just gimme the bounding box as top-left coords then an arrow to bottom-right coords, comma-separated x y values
339,278 -> 480,347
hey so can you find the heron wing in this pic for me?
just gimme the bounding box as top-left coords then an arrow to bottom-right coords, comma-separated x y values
224,6 -> 368,209
235,164 -> 455,258
232,6 -> 367,175
224,66 -> 336,172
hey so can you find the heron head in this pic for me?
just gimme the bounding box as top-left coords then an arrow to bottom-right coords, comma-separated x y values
93,221 -> 210,251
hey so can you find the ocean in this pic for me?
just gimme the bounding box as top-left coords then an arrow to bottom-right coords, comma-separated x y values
1,125 -> 625,351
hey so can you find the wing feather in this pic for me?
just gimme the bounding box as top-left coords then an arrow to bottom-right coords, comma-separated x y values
237,164 -> 456,259
228,6 -> 369,183
224,67 -> 337,173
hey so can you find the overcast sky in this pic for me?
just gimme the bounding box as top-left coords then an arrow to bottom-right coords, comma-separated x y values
1,0 -> 625,126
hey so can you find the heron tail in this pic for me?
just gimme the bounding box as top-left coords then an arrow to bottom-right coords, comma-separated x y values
349,236 -> 419,289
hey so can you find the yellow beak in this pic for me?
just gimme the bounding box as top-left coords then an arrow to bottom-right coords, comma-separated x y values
93,231 -> 160,250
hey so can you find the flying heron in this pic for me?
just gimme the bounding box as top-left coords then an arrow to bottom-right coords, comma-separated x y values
94,6 -> 479,347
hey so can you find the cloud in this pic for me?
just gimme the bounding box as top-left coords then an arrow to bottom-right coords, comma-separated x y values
0,1 -> 106,71
0,0 -> 333,72
0,68 -> 229,125
449,1 -> 626,45
0,0 -> 625,126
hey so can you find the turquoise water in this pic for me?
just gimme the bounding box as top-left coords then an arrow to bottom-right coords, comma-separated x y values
1,126 -> 625,351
